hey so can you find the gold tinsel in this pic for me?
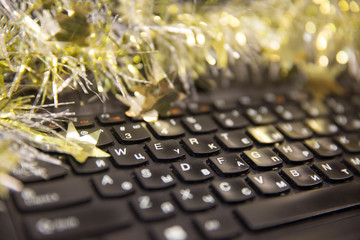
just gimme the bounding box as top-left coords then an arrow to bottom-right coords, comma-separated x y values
0,0 -> 359,194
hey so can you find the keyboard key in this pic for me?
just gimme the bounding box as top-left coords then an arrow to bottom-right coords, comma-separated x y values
131,193 -> 176,221
274,104 -> 305,121
213,99 -> 237,111
68,115 -> 95,128
243,148 -> 283,170
215,130 -> 253,150
181,136 -> 220,157
247,171 -> 289,195
147,119 -> 185,138
194,210 -> 242,240
344,156 -> 360,175
78,127 -> 114,147
187,103 -> 211,114
245,106 -> 278,125
334,114 -> 360,132
24,201 -> 131,240
313,160 -> 353,182
304,138 -> 342,157
109,144 -> 149,166
97,113 -> 125,125
213,110 -> 248,129
263,92 -> 286,104
306,118 -> 338,136
275,142 -> 313,163
208,154 -> 249,176
172,186 -> 216,212
159,107 -> 185,118
11,160 -> 67,183
151,222 -> 198,240
13,178 -> 91,212
182,115 -> 217,134
334,135 -> 360,153
146,140 -> 185,161
326,97 -> 352,114
69,157 -> 109,174
247,125 -> 284,144
172,160 -> 213,182
113,123 -> 150,143
134,166 -> 176,190
277,122 -> 313,140
236,182 -> 360,230
92,172 -> 135,198
212,178 -> 254,203
282,165 -> 322,188
301,100 -> 330,117
238,95 -> 261,107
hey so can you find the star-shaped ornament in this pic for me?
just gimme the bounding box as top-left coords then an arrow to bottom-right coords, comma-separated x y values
64,122 -> 110,163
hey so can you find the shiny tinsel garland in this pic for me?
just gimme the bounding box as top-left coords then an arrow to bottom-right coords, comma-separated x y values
0,0 -> 359,195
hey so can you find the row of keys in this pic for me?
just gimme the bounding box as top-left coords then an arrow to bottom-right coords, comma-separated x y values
14,160 -> 354,214
22,181 -> 360,240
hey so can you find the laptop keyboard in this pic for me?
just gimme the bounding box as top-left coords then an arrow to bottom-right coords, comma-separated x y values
4,91 -> 360,240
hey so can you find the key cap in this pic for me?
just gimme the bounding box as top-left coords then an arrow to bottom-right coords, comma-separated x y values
334,135 -> 360,153
92,172 -> 135,198
245,106 -> 278,125
301,100 -> 330,117
173,186 -> 217,212
113,123 -> 150,143
134,166 -> 176,190
194,210 -> 242,240
282,165 -> 322,188
181,136 -> 220,157
159,107 -> 185,118
274,104 -> 305,121
78,127 -> 113,147
146,140 -> 185,161
187,102 -> 211,114
313,160 -> 353,182
334,114 -> 360,132
243,148 -> 283,170
68,116 -> 95,128
306,118 -> 338,136
215,130 -> 253,150
236,182 -> 360,230
11,160 -> 67,183
69,157 -> 109,174
172,160 -> 213,182
344,156 -> 360,175
326,97 -> 352,114
277,122 -> 313,140
208,154 -> 249,176
212,178 -> 254,203
182,115 -> 217,134
213,110 -> 248,129
304,138 -> 342,157
147,119 -> 185,138
131,193 -> 176,221
109,144 -> 149,167
263,92 -> 287,104
247,125 -> 284,144
213,99 -> 238,111
238,95 -> 261,107
152,222 -> 199,240
13,178 -> 91,212
247,171 -> 289,195
97,113 -> 125,125
24,201 -> 131,240
275,142 -> 313,163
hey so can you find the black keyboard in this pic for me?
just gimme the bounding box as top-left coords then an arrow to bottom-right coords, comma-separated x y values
2,90 -> 360,240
